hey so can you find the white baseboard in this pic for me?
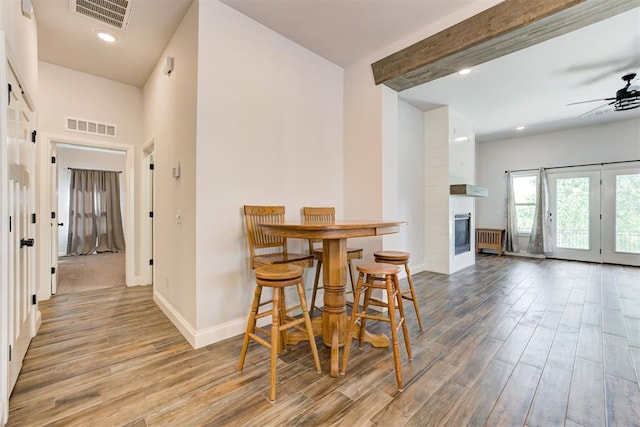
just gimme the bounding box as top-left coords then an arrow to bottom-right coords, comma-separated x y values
504,251 -> 546,259
193,315 -> 272,349
153,290 -> 269,350
153,290 -> 197,348
1,399 -> 6,427
410,262 -> 427,276
34,309 -> 42,334
127,276 -> 152,287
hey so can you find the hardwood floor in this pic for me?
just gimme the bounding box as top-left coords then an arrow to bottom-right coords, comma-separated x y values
8,255 -> 640,426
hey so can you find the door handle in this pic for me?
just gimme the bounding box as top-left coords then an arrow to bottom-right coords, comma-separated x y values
20,238 -> 34,248
58,223 -> 64,226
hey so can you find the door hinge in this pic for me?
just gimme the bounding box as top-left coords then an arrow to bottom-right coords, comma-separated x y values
31,130 -> 37,143
51,211 -> 56,219
9,216 -> 11,233
150,163 -> 155,170
149,211 -> 154,218
149,259 -> 153,266
20,238 -> 34,248
51,156 -> 56,164
8,83 -> 11,105
8,345 -> 11,362
31,213 -> 36,224
32,294 -> 37,305
51,267 -> 56,274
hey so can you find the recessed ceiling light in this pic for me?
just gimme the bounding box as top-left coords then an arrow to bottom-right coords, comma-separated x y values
516,126 -> 525,131
96,31 -> 117,43
458,68 -> 472,75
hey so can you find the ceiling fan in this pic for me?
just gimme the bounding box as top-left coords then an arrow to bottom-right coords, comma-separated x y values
568,73 -> 640,116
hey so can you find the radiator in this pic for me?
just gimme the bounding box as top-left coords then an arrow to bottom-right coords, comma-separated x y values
476,228 -> 505,256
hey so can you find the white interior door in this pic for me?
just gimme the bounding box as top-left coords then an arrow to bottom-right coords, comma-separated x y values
6,64 -> 36,393
548,170 -> 601,263
602,166 -> 640,266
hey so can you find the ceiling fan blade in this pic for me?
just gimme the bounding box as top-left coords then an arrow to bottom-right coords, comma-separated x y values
567,97 -> 616,106
579,101 -> 615,117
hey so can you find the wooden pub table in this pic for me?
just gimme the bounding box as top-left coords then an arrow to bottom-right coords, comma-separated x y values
260,220 -> 406,377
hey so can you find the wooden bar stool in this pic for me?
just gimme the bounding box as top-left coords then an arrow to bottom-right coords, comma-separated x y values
237,264 -> 321,401
340,262 -> 413,391
374,251 -> 424,330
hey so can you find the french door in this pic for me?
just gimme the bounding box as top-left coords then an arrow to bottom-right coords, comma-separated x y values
548,166 -> 640,266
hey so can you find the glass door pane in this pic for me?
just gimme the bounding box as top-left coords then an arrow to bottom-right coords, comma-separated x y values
548,170 -> 601,263
615,174 -> 640,253
602,167 -> 640,266
556,177 -> 590,249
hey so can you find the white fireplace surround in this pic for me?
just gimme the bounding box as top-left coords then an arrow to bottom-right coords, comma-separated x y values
424,106 -> 477,274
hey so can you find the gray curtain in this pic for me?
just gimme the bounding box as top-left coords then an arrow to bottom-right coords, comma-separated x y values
67,169 -> 126,255
505,170 -> 520,252
528,167 -> 552,254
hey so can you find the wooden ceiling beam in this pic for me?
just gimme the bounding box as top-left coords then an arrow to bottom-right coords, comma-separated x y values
372,0 -> 640,92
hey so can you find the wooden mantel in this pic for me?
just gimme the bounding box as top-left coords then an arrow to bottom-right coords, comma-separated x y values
372,0 -> 640,91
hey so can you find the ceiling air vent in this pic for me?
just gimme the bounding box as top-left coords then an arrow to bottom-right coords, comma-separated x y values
70,0 -> 134,30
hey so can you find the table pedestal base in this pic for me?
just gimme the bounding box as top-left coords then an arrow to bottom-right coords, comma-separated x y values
286,313 -> 390,377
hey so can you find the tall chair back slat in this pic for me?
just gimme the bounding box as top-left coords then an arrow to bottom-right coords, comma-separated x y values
302,207 -> 335,252
245,205 -> 314,270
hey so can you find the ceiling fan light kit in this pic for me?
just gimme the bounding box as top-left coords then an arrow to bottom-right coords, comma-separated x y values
613,73 -> 640,111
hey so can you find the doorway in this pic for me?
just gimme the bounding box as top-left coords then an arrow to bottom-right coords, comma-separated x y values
548,164 -> 640,266
45,137 -> 135,299
54,144 -> 127,294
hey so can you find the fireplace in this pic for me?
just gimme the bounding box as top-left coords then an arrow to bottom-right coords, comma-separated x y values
454,213 -> 471,255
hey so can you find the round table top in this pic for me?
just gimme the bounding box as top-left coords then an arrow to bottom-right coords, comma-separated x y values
259,220 -> 406,239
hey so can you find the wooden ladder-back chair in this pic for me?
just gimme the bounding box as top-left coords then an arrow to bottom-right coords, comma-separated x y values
243,205 -> 313,269
302,206 -> 363,315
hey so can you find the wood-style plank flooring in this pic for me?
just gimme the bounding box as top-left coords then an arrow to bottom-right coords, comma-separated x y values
8,255 -> 640,426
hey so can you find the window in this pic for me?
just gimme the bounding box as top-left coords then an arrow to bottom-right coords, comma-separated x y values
512,174 -> 537,234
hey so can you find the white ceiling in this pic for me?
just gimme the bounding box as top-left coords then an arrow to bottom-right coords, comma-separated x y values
31,0 -> 640,142
33,0 -> 193,87
400,7 -> 640,142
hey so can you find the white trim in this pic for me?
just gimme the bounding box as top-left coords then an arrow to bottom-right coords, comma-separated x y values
154,289 -> 272,350
409,263 -> 427,277
38,133 -> 137,301
153,291 -> 200,347
504,251 -> 546,259
140,139 -> 154,286
193,315 -> 271,350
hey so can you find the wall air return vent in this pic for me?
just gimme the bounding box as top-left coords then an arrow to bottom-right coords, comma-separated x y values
66,117 -> 117,138
70,0 -> 134,30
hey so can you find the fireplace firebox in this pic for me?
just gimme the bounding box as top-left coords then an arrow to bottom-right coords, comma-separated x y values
454,213 -> 471,255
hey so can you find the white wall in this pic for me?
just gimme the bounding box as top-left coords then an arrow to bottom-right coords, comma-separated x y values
193,0 -> 344,346
143,1 -> 199,337
398,100 -> 425,270
38,62 -> 143,142
56,145 -> 127,255
343,0 -> 503,273
0,1 -> 38,102
476,118 -> 640,230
